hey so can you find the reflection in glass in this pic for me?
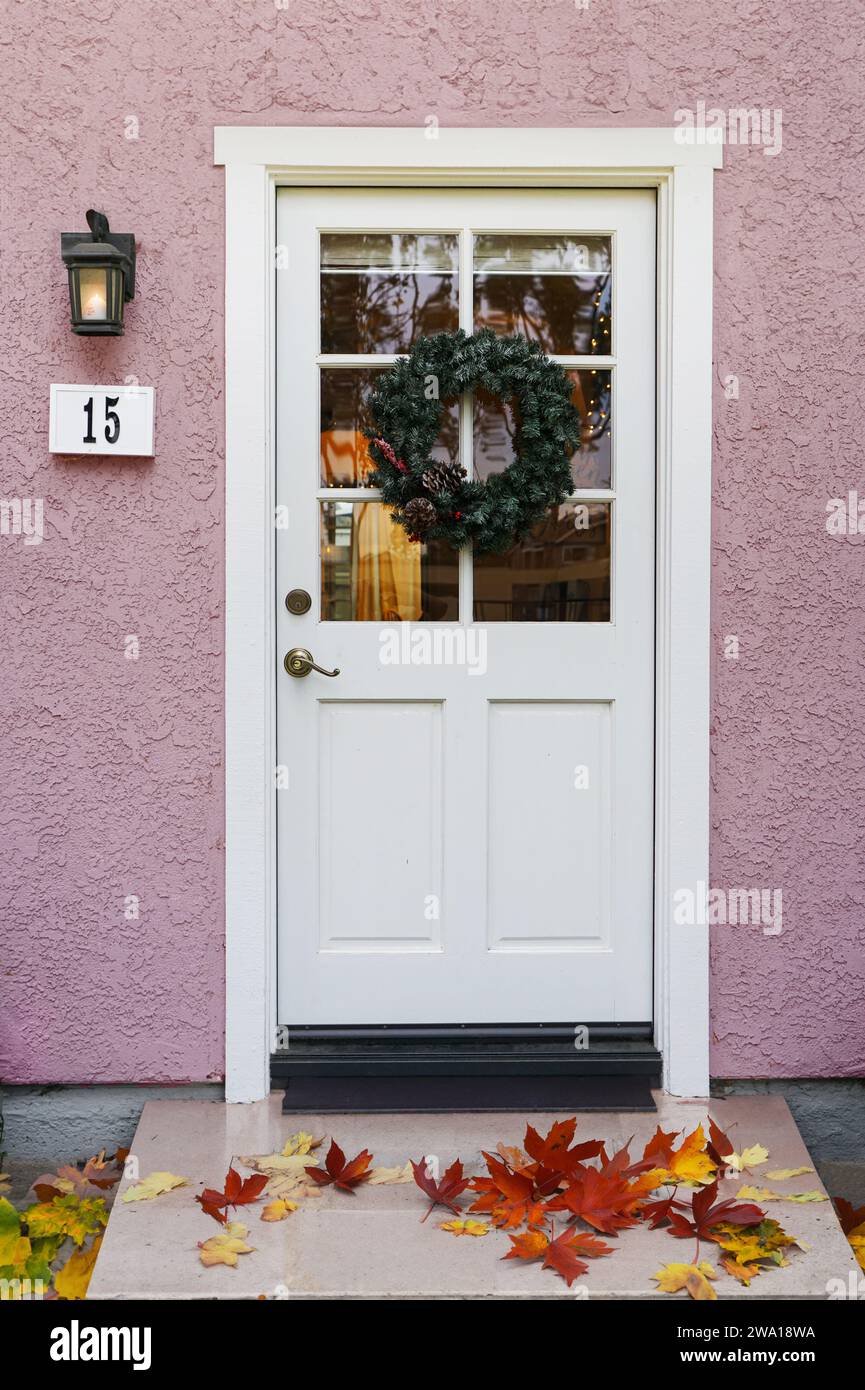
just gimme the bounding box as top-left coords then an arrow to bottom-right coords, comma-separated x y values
472,370 -> 612,488
321,233 -> 459,354
320,368 -> 460,488
321,501 -> 459,621
473,502 -> 611,622
473,234 -> 611,355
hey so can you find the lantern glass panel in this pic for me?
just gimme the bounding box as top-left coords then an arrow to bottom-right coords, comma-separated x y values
77,266 -> 110,322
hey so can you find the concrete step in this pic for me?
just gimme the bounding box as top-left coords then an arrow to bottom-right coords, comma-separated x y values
88,1093 -> 860,1300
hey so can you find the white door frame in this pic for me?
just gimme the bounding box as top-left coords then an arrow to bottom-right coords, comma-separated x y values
213,126 -> 722,1103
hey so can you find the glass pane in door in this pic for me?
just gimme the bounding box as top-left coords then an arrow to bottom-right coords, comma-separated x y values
473,502 -> 611,622
473,234 -> 611,354
321,501 -> 459,621
473,368 -> 612,488
320,367 -> 460,488
321,233 -> 459,353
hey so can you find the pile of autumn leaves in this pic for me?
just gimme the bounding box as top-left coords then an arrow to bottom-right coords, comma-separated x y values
192,1117 -> 808,1297
0,1149 -> 126,1300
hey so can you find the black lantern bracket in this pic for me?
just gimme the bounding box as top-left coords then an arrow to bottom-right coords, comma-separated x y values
61,209 -> 136,300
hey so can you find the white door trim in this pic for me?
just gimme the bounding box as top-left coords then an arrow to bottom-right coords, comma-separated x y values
214,127 -> 721,1103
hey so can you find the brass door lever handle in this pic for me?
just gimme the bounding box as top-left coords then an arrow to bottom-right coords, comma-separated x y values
283,647 -> 340,679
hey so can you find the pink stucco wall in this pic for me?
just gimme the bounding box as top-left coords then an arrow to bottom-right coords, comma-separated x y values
2,1 -> 862,1083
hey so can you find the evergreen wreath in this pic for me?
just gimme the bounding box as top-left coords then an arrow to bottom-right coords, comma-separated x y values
365,329 -> 582,553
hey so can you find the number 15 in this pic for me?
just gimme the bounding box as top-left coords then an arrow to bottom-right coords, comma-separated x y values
83,395 -> 121,445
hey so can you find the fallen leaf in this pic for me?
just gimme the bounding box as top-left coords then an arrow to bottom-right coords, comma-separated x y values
470,1153 -> 546,1229
765,1167 -> 813,1181
412,1156 -> 471,1220
121,1172 -> 188,1203
367,1162 -> 414,1186
726,1144 -> 769,1173
196,1167 -> 269,1224
198,1221 -> 254,1268
440,1219 -> 489,1237
237,1152 -> 323,1202
55,1235 -> 103,1300
737,1185 -> 826,1205
496,1144 -> 534,1175
713,1217 -> 796,1268
546,1164 -> 655,1235
260,1198 -> 297,1222
847,1223 -> 865,1273
666,1181 -> 765,1241
720,1255 -> 760,1285
643,1123 -> 717,1187
305,1141 -> 373,1193
835,1198 -> 865,1235
653,1261 -> 718,1300
504,1227 -> 613,1287
281,1131 -> 322,1158
25,1194 -> 108,1247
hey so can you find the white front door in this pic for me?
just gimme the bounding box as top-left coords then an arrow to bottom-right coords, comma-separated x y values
276,186 -> 655,1026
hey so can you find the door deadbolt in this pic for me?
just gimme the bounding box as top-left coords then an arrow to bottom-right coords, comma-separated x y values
285,588 -> 312,615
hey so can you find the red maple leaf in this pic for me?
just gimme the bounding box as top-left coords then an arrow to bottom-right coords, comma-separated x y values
705,1116 -> 735,1172
666,1180 -> 765,1241
196,1166 -> 268,1225
545,1164 -> 648,1234
304,1140 -> 373,1193
410,1156 -> 471,1221
523,1118 -> 604,1178
469,1153 -> 547,1229
640,1192 -> 690,1229
504,1226 -> 614,1287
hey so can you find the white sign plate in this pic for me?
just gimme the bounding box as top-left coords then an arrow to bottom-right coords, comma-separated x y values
49,384 -> 155,457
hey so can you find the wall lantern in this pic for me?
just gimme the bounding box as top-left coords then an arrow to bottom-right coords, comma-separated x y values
60,209 -> 136,336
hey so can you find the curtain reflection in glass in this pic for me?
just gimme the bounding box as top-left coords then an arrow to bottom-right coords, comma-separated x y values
321,501 -> 459,621
473,234 -> 611,355
321,233 -> 459,354
473,502 -> 611,622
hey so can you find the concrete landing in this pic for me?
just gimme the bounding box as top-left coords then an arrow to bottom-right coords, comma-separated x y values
89,1093 -> 859,1300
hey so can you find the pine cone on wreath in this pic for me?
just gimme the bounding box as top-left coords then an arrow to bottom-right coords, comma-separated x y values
421,461 -> 467,496
403,496 -> 438,537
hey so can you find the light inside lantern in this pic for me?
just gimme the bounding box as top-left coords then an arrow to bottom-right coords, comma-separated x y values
78,267 -> 108,320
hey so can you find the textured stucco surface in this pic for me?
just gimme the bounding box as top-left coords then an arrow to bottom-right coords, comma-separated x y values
1,0 -> 863,1083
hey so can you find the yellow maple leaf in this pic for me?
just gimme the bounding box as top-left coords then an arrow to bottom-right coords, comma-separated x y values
260,1198 -> 298,1222
847,1222 -> 865,1273
720,1255 -> 760,1285
237,1151 -> 323,1202
737,1184 -> 825,1205
764,1167 -> 813,1180
713,1218 -> 795,1266
281,1131 -> 322,1157
725,1144 -> 769,1173
198,1221 -> 253,1268
367,1162 -> 414,1186
666,1125 -> 717,1186
55,1234 -> 103,1300
653,1261 -> 717,1299
440,1219 -> 490,1237
121,1172 -> 188,1203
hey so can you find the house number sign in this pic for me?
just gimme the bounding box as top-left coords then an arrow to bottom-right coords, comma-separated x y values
49,384 -> 155,456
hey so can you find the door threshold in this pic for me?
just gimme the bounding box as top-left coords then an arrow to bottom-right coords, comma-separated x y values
274,1028 -> 660,1112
